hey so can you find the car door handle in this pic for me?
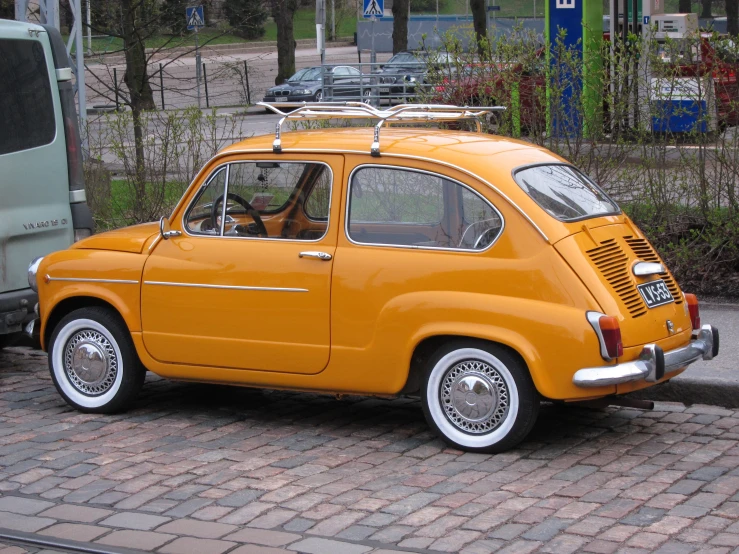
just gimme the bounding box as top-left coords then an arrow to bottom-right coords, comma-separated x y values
299,251 -> 332,261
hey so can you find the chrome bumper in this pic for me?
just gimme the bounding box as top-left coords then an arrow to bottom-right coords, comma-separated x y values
573,324 -> 719,388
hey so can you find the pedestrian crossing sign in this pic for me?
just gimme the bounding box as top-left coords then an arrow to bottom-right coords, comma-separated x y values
186,5 -> 205,30
363,0 -> 383,18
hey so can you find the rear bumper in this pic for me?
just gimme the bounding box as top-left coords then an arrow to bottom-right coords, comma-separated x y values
573,324 -> 719,388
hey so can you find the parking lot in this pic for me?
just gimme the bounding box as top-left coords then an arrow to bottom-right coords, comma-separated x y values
1,346 -> 739,554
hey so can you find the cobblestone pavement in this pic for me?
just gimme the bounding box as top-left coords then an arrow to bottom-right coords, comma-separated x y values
2,347 -> 739,554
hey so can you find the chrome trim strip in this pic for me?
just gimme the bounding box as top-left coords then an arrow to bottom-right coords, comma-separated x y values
143,281 -> 308,293
193,148 -> 550,243
345,164 -> 505,254
47,277 -> 139,285
586,311 -> 611,361
573,324 -> 717,388
181,160 -> 333,244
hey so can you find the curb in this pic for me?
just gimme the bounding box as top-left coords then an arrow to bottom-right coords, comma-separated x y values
628,376 -> 739,410
702,301 -> 739,311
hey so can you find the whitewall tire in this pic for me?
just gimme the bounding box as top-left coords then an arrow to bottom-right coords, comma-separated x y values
421,340 -> 539,453
48,307 -> 145,413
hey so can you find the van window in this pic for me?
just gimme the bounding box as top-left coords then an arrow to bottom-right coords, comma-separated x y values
0,39 -> 56,155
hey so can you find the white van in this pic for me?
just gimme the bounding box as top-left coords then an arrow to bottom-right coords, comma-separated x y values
0,19 -> 93,347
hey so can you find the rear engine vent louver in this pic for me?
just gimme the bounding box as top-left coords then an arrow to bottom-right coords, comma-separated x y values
586,238 -> 648,318
624,237 -> 682,305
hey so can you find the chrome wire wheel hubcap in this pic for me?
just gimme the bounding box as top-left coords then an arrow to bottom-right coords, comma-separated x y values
440,360 -> 509,434
63,330 -> 118,396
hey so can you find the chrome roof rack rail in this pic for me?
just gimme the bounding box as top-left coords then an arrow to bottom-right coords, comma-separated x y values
259,102 -> 506,157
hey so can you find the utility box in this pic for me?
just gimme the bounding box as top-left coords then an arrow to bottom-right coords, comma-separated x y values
652,13 -> 699,39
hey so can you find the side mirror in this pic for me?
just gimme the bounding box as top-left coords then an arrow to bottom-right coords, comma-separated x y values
159,216 -> 181,240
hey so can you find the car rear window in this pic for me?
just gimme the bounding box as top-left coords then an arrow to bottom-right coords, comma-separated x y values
0,38 -> 55,156
514,164 -> 619,222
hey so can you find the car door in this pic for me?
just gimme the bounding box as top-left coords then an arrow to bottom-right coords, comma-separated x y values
141,155 -> 342,374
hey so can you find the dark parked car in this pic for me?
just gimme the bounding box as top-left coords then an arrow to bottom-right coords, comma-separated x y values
373,51 -> 454,100
263,66 -> 370,104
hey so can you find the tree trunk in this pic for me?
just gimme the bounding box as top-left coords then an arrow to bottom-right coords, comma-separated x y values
391,0 -> 409,54
120,0 -> 155,222
678,0 -> 691,12
272,0 -> 298,85
700,0 -> 711,18
120,0 -> 156,112
470,0 -> 487,57
728,0 -> 738,36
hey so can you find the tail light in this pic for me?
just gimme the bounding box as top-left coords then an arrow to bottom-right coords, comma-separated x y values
599,315 -> 624,359
587,312 -> 624,361
685,293 -> 700,330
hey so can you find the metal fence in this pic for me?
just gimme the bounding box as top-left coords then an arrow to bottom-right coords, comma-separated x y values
83,52 -> 396,113
319,63 -> 431,106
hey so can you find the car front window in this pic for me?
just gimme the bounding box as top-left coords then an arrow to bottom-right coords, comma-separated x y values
290,68 -> 320,81
514,164 -> 620,222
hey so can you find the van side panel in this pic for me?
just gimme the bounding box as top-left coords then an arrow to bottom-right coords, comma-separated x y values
0,23 -> 73,300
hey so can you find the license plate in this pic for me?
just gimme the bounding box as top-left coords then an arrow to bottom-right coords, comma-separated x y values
637,279 -> 674,308
379,87 -> 390,93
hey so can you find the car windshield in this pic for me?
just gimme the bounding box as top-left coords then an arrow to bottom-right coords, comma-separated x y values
289,68 -> 320,82
514,164 -> 620,222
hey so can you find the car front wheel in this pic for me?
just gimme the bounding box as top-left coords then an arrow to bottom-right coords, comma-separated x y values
421,340 -> 539,452
48,307 -> 145,413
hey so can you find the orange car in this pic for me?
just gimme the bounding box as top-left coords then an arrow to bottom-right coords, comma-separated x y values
28,104 -> 719,453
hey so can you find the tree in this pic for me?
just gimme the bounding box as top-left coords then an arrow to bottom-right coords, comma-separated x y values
270,0 -> 298,84
700,0 -> 711,18
391,0 -> 409,54
470,0 -> 487,57
678,0 -> 691,13
728,0 -> 738,36
0,0 -> 13,19
224,0 -> 269,40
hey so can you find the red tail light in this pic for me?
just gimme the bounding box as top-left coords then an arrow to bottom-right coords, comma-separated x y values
685,293 -> 701,330
599,315 -> 624,359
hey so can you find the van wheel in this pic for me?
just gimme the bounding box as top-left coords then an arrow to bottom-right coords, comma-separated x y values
48,307 -> 145,413
421,340 -> 539,452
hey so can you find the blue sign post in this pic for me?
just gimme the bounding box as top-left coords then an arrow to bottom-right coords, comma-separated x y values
186,6 -> 205,108
363,0 -> 383,17
186,5 -> 205,30
363,0 -> 383,63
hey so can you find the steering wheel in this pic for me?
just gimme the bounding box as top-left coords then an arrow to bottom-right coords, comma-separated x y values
210,192 -> 268,237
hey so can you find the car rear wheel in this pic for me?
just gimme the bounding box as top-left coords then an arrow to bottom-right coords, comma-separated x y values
48,307 -> 145,413
421,340 -> 539,452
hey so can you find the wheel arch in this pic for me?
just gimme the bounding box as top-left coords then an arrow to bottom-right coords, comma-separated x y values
401,333 -> 533,395
43,296 -> 127,351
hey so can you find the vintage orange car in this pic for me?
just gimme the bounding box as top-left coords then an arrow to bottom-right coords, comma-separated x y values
27,104 -> 719,453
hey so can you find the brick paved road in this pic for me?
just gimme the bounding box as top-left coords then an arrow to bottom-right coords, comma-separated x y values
1,347 -> 739,554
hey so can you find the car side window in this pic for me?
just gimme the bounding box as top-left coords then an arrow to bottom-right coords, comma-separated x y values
304,169 -> 331,220
347,166 -> 502,251
224,161 -> 331,241
184,167 -> 227,235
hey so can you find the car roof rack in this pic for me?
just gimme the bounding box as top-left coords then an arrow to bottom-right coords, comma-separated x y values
259,102 -> 506,157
